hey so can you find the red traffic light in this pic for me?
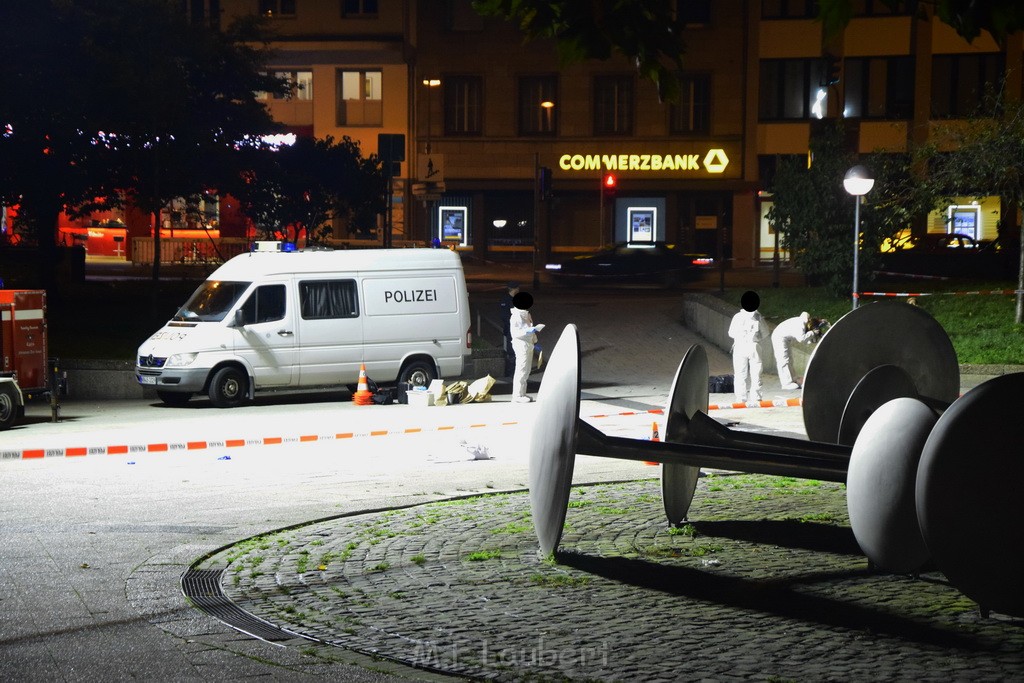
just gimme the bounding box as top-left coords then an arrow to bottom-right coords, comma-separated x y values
602,173 -> 617,189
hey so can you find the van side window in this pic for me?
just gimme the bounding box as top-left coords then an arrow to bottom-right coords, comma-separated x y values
299,280 -> 360,319
239,284 -> 287,324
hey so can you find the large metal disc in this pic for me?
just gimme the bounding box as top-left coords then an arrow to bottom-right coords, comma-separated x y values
803,302 -> 959,443
528,324 -> 582,557
662,344 -> 709,525
916,373 -> 1024,617
847,397 -> 936,573
837,364 -> 919,446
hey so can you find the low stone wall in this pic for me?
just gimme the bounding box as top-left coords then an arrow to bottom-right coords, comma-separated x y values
60,358 -> 145,400
679,294 -> 813,379
58,352 -> 509,402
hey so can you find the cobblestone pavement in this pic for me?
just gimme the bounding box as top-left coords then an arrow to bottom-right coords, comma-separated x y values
199,473 -> 1024,682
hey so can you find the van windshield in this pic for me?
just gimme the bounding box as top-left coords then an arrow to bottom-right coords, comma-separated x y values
173,281 -> 251,322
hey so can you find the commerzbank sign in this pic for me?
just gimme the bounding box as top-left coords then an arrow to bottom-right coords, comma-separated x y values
557,145 -> 737,178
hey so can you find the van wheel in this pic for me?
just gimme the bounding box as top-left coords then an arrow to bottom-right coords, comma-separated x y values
398,360 -> 436,389
157,390 -> 192,407
0,384 -> 18,431
208,366 -> 248,408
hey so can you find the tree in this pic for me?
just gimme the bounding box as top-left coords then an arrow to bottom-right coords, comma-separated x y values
0,0 -> 285,289
818,0 -> 1024,46
919,100 -> 1024,322
471,0 -> 687,101
231,136 -> 387,247
767,122 -> 925,298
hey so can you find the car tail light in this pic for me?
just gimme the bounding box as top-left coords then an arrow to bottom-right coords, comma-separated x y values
467,326 -> 472,349
692,257 -> 714,266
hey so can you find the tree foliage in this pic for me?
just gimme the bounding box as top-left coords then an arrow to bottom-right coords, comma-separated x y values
471,0 -> 686,101
818,0 -> 1024,47
0,0 -> 285,285
231,136 -> 387,246
767,123 -> 924,297
918,99 -> 1024,321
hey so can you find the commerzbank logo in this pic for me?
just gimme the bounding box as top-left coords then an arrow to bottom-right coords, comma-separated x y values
558,149 -> 730,174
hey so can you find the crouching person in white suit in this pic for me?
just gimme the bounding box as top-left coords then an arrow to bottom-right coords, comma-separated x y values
771,312 -> 823,390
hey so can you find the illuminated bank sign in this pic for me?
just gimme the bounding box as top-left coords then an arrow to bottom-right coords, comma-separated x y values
557,145 -> 737,178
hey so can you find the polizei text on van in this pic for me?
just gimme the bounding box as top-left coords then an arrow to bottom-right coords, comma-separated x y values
384,288 -> 437,303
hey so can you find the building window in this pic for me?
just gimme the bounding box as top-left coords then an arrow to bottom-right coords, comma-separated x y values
259,0 -> 296,17
444,76 -> 483,135
850,0 -> 915,16
519,76 -> 558,136
761,0 -> 818,19
843,56 -> 913,119
669,74 -> 711,134
299,280 -> 359,319
336,69 -> 382,126
931,53 -> 1004,118
677,0 -> 712,26
594,75 -> 634,135
341,0 -> 377,17
759,58 -> 829,120
257,70 -> 312,101
180,0 -> 220,29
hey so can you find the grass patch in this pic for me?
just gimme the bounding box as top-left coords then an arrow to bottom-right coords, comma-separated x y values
529,573 -> 591,588
491,521 -> 532,534
465,549 -> 502,562
717,283 -> 1024,365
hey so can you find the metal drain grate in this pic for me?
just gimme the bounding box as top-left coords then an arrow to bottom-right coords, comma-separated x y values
181,568 -> 303,643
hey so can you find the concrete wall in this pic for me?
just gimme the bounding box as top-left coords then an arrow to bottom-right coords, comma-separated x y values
680,294 -> 813,379
58,299 -> 804,401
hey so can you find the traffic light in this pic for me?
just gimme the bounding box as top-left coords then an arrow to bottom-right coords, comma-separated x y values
537,166 -> 552,201
602,173 -> 617,197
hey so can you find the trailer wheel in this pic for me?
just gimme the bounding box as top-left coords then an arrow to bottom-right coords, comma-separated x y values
208,366 -> 247,408
398,359 -> 436,389
0,384 -> 18,431
157,390 -> 192,407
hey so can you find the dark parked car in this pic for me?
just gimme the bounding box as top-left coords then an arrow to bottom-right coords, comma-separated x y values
878,232 -> 1008,278
545,242 -> 714,287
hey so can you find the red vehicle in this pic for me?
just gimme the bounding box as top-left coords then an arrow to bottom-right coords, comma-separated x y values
0,290 -> 62,430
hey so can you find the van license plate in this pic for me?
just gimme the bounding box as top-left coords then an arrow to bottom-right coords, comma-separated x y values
139,376 -> 156,385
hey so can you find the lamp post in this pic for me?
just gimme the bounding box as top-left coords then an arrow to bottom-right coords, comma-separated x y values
422,78 -> 440,154
843,165 -> 874,310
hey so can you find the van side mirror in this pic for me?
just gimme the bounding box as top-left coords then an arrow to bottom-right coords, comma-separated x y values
229,309 -> 245,328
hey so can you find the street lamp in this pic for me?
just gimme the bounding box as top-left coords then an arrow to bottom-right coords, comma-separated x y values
843,165 -> 874,310
540,99 -> 554,132
422,78 -> 440,154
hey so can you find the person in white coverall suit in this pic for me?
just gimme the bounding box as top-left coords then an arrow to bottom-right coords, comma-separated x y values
771,311 -> 820,390
509,291 -> 545,403
728,291 -> 768,404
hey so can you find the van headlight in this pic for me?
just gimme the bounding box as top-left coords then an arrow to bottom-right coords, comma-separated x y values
165,352 -> 199,368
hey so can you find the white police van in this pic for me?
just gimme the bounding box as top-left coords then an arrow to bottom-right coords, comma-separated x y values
136,245 -> 472,407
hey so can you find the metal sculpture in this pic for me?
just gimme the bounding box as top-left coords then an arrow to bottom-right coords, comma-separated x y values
528,304 -> 1024,618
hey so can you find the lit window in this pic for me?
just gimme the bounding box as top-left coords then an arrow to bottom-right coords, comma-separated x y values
259,0 -> 296,17
519,76 -> 558,136
336,70 -> 383,126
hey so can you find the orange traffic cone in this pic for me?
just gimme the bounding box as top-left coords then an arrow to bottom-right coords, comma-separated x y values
352,363 -> 373,405
644,422 -> 660,465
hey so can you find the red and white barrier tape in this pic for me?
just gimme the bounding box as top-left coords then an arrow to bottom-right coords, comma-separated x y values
860,289 -> 1024,298
4,400 -> 808,462
0,421 -> 522,461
